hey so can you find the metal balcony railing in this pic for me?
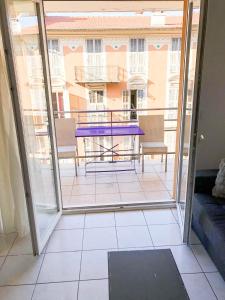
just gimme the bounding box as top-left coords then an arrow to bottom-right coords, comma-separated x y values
74,65 -> 120,83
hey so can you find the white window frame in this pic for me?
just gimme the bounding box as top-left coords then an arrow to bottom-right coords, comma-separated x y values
170,38 -> 181,73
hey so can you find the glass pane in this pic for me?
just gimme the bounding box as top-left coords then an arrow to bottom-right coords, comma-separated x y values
178,1 -> 201,222
8,0 -> 59,241
86,39 -> 93,53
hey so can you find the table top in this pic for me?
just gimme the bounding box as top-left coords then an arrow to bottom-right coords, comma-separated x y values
75,125 -> 144,138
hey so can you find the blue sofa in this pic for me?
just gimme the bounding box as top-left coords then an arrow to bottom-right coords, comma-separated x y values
192,169 -> 225,280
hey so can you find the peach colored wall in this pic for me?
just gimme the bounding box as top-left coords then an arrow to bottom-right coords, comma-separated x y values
147,44 -> 169,114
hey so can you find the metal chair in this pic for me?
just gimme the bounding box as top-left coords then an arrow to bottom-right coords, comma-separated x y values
54,118 -> 79,176
139,115 -> 168,172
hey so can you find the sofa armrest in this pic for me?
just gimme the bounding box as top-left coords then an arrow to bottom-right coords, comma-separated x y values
194,169 -> 218,195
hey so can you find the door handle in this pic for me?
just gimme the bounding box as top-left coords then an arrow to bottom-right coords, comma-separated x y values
198,134 -> 205,142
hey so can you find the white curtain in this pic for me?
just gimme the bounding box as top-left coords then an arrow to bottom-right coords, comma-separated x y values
0,31 -> 29,237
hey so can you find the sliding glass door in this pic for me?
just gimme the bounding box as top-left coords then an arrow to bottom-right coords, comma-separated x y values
176,0 -> 205,241
0,0 -> 62,254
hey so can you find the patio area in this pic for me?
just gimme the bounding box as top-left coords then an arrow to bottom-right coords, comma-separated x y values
59,156 -> 175,208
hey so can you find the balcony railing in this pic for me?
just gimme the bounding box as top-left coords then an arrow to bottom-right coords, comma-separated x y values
74,65 -> 120,83
54,107 -> 178,159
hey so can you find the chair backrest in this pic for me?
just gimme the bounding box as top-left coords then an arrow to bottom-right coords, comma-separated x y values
54,118 -> 76,147
184,114 -> 191,144
139,115 -> 164,143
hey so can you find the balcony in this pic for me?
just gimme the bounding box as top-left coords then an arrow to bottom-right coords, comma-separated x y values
74,65 -> 121,83
53,108 -> 179,208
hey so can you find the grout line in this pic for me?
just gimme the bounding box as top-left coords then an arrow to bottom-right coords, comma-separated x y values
113,212 -> 119,249
76,213 -> 86,300
0,233 -> 18,273
31,248 -> 47,299
142,211 -> 155,248
189,245 -> 219,300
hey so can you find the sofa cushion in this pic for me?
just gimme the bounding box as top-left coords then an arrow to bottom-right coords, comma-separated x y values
195,170 -> 218,194
193,193 -> 225,249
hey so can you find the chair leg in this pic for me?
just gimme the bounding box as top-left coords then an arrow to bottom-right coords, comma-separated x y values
76,148 -> 79,166
142,153 -> 144,173
165,153 -> 168,173
138,146 -> 141,164
161,154 -> 163,162
74,157 -> 78,177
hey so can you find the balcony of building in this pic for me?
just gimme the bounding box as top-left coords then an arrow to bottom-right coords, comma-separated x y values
74,65 -> 121,83
53,107 -> 179,209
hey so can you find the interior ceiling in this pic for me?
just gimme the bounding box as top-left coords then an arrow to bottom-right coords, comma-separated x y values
44,1 -> 199,13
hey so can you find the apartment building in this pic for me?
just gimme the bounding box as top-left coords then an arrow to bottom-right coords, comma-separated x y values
44,15 -> 197,120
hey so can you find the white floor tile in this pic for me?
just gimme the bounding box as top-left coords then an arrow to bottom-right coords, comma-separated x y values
95,193 -> 121,204
0,233 -> 17,256
56,215 -> 85,229
80,250 -> 109,280
171,208 -> 179,223
74,176 -> 95,185
72,184 -> 95,196
116,173 -> 138,183
191,244 -> 218,272
169,245 -> 202,274
149,224 -> 182,246
66,195 -> 95,206
38,252 -> 81,283
0,285 -> 34,300
144,209 -> 177,225
120,192 -> 146,203
33,282 -> 78,300
117,226 -> 153,248
144,190 -> 171,201
83,228 -> 117,250
0,255 -> 43,285
61,176 -> 75,186
46,229 -> 83,252
115,211 -> 146,226
205,272 -> 225,300
85,213 -> 115,228
140,180 -> 166,192
96,183 -> 119,194
61,186 -> 73,196
96,174 -> 117,184
137,173 -> 160,182
78,279 -> 108,300
182,273 -> 217,300
9,235 -> 33,255
118,182 -> 142,193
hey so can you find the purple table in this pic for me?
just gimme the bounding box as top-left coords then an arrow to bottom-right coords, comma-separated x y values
75,125 -> 144,138
75,125 -> 144,174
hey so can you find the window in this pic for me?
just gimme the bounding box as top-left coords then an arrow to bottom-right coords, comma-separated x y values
86,39 -> 102,53
170,38 -> 181,73
167,86 -> 178,120
89,90 -> 104,104
130,39 -> 145,52
48,39 -> 60,53
171,38 -> 181,52
122,90 -> 129,120
52,91 -> 64,118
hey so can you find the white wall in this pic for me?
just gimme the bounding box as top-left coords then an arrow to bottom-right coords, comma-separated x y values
196,0 -> 225,170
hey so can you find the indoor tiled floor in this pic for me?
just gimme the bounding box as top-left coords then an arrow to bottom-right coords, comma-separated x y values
0,208 -> 225,300
60,157 -> 175,208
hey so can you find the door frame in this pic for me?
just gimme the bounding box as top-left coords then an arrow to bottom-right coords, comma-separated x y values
0,0 -> 62,255
175,0 -> 208,242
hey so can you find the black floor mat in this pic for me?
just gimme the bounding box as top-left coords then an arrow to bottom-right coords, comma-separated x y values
108,249 -> 189,300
